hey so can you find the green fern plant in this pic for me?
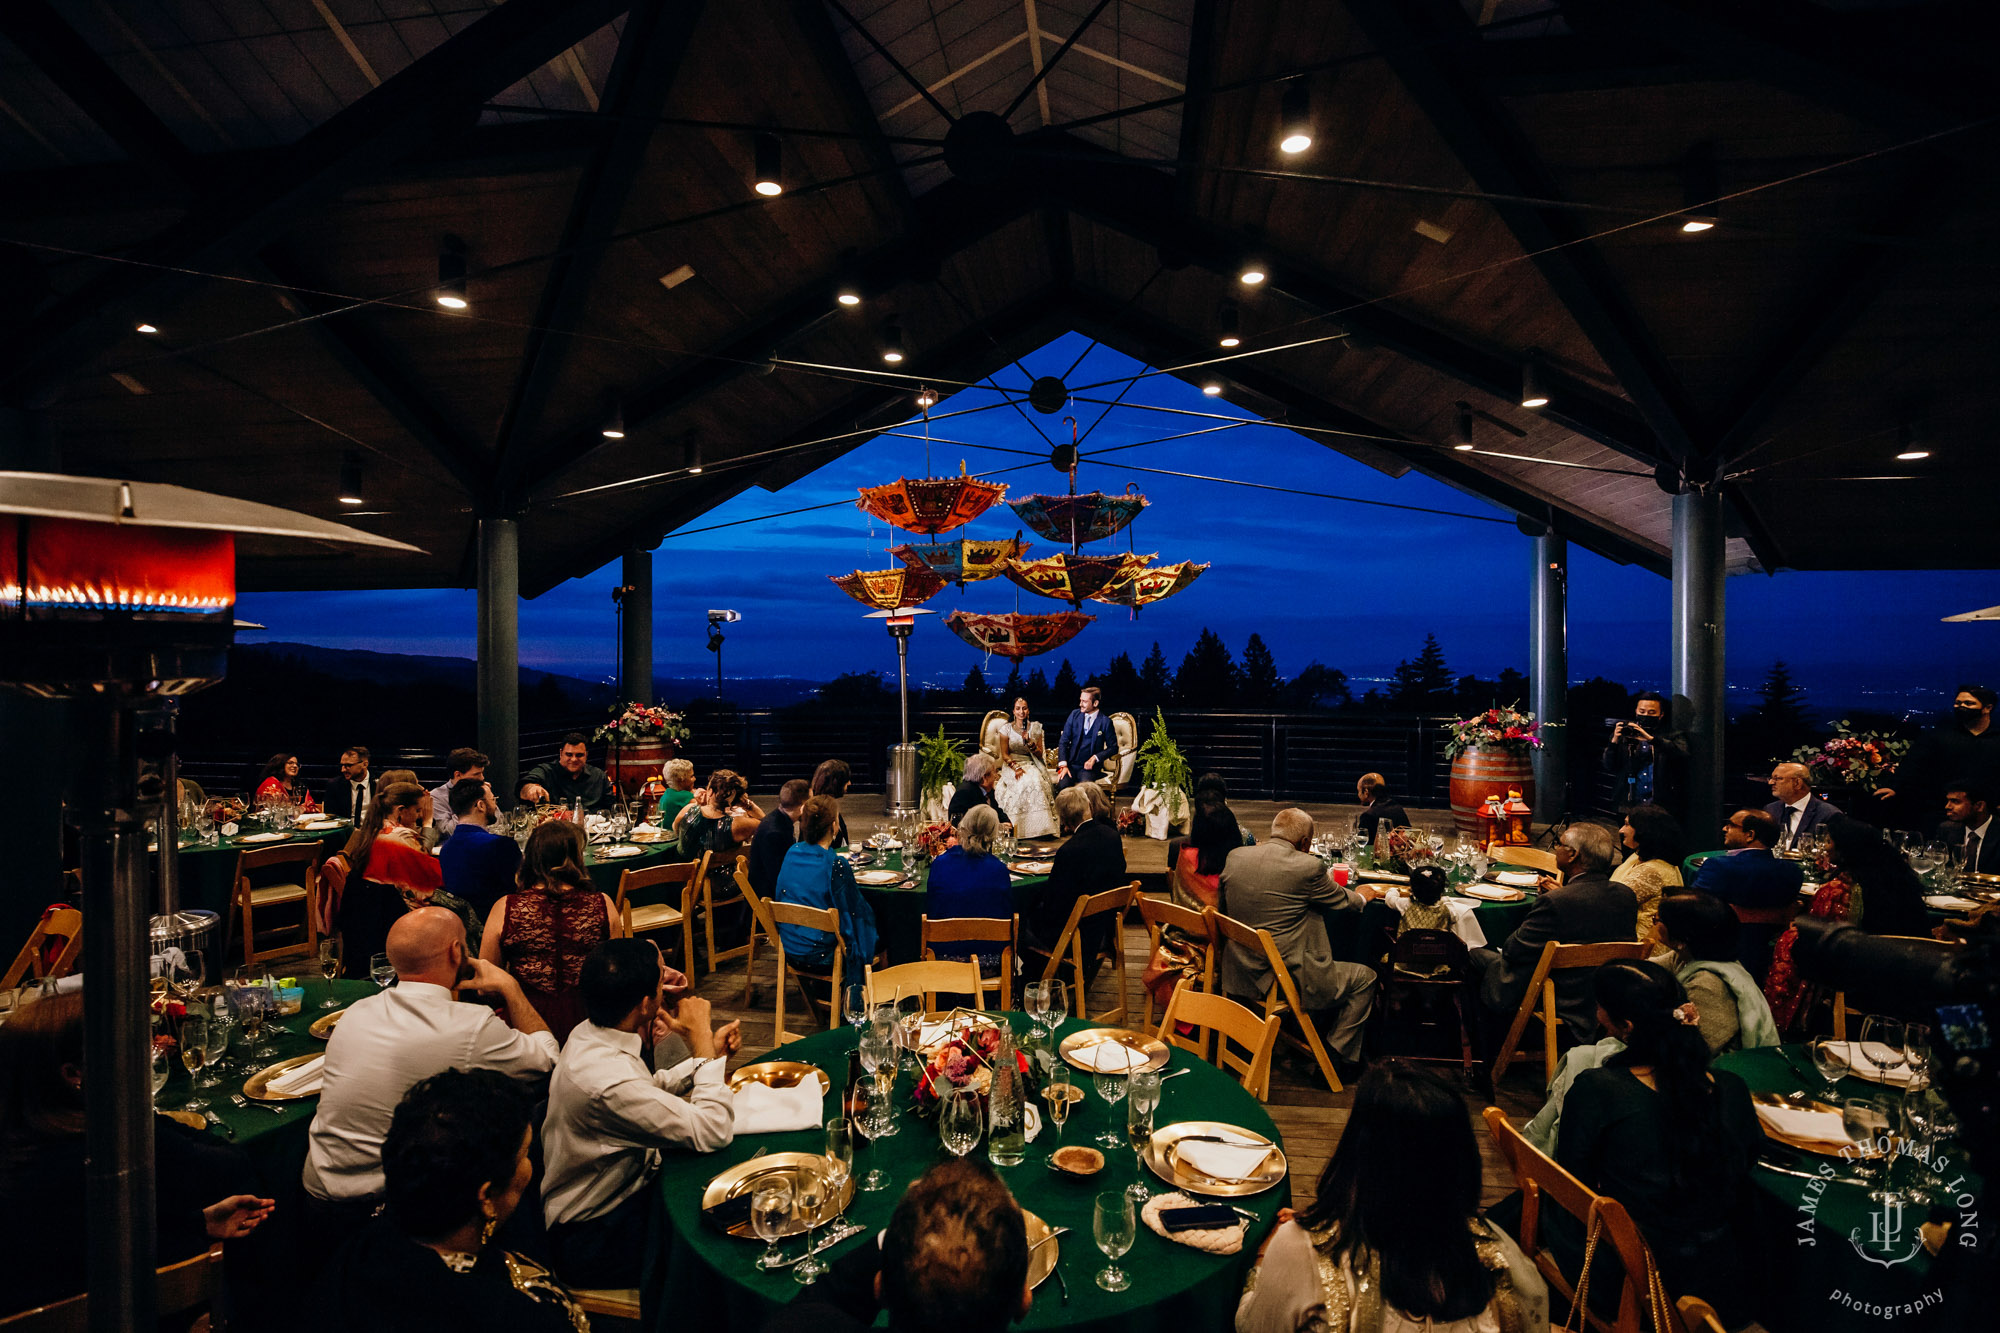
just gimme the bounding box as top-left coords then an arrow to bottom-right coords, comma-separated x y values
1135,708 -> 1192,800
916,726 -> 967,803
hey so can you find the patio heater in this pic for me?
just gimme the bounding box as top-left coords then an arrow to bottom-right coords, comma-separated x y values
0,471 -> 413,1333
867,605 -> 934,816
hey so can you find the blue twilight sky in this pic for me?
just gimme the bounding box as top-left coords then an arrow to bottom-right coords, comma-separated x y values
239,333 -> 1998,715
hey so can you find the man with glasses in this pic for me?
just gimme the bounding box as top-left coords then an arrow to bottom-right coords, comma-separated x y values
1692,810 -> 1804,974
1763,762 -> 1839,851
324,746 -> 372,821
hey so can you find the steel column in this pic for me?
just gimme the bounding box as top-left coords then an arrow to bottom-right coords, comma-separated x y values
478,518 -> 520,805
621,548 -> 653,705
1672,489 -> 1727,833
1530,531 -> 1569,822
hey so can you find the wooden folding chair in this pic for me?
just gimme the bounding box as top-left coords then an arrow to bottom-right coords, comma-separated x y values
1208,908 -> 1346,1093
614,854 -> 705,979
1832,934 -> 1959,1039
225,842 -> 321,970
2,906 -> 82,991
700,854 -> 757,979
1032,881 -> 1139,1023
920,914 -> 1017,1010
1157,977 -> 1279,1099
738,883 -> 844,1046
1490,940 -> 1648,1084
1375,927 -> 1475,1073
1138,895 -> 1215,1060
570,1289 -> 640,1323
865,958 -> 985,1010
1488,842 -> 1558,877
1676,1296 -> 1727,1333
0,1244 -> 221,1332
1484,1108 -> 1685,1333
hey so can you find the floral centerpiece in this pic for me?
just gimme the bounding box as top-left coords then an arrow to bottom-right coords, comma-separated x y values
913,819 -> 955,862
1791,722 -> 1908,793
912,1017 -> 1029,1110
593,701 -> 690,747
1115,806 -> 1145,836
1443,704 -> 1544,759
1381,824 -> 1439,872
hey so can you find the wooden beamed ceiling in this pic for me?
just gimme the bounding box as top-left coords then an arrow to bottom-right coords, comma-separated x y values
0,0 -> 1994,593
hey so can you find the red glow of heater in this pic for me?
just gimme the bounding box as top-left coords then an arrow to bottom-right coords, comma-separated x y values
0,516 -> 234,614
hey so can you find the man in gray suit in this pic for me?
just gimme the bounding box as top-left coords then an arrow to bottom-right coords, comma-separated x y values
1218,808 -> 1383,1076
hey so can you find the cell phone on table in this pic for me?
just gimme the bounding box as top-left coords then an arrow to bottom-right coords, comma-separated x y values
1159,1204 -> 1242,1232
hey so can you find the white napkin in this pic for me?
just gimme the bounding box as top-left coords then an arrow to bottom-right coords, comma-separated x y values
1174,1133 -> 1275,1181
731,1079 -> 825,1135
1083,1041 -> 1145,1072
1495,870 -> 1541,888
1840,1041 -> 1920,1087
916,1020 -> 955,1049
632,822 -> 663,835
265,1054 -> 326,1096
1925,894 -> 1979,911
1754,1102 -> 1849,1145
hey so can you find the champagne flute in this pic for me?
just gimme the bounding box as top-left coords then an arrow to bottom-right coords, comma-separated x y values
751,1178 -> 795,1271
179,1014 -> 210,1110
1125,1069 -> 1161,1200
317,938 -> 343,1008
1044,1062 -> 1075,1145
1094,1069 -> 1128,1147
238,984 -> 276,1059
940,1087 -> 982,1158
1093,1190 -> 1136,1292
823,1119 -> 854,1229
791,1163 -> 829,1284
896,994 -> 924,1074
1842,1095 -> 1898,1203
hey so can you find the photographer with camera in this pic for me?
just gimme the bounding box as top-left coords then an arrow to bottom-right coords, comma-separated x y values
1603,692 -> 1689,822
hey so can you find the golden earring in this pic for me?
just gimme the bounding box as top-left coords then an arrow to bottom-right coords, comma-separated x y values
480,1216 -> 497,1248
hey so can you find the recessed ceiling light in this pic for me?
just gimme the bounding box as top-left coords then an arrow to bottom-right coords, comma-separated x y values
435,236 -> 469,310
1519,359 -> 1549,410
836,288 -> 862,307
135,323 -> 158,334
659,264 -> 696,289
1680,219 -> 1715,234
1453,442 -> 1475,451
880,321 -> 906,365
1278,81 -> 1311,156
1201,382 -> 1223,396
1238,263 -> 1266,286
753,133 -> 783,197
338,454 -> 364,505
1896,450 -> 1930,461
1680,142 -> 1718,234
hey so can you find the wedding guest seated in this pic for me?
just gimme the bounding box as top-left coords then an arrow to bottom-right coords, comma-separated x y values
1236,1062 -> 1545,1333
925,804 -> 1014,971
1553,960 -> 1759,1323
0,993 -> 275,1319
428,747 -> 488,840
438,779 -> 522,918
1763,815 -> 1930,1028
655,757 -> 697,830
517,733 -> 613,811
333,783 -> 444,976
1193,772 -> 1256,845
1023,787 -> 1126,965
1172,798 -> 1241,910
308,1069 -> 586,1333
542,940 -> 740,1287
253,751 -> 317,810
1943,781 -> 2000,874
479,821 -> 621,1043
948,753 -> 1004,825
811,757 -> 854,848
1353,772 -> 1409,843
325,745 -> 373,821
1389,865 -> 1456,977
749,779 -> 808,898
763,1158 -> 1032,1333
375,768 -> 442,851
1467,822 -> 1637,1059
1764,761 -> 1838,851
1649,891 -> 1779,1055
673,767 -> 764,864
305,909 -> 555,1252
774,795 -> 879,966
1612,803 -> 1685,941
1692,808 -> 1804,973
1219,808 -> 1382,1078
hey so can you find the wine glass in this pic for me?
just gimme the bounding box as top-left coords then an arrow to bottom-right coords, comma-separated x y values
1842,1095 -> 1898,1203
1125,1069 -> 1162,1199
1809,1035 -> 1852,1099
843,983 -> 869,1040
855,1075 -> 894,1191
199,999 -> 231,1086
791,1163 -> 829,1285
751,1177 -> 795,1271
149,1043 -> 170,1104
940,1087 -> 983,1158
1859,1017 -> 1908,1086
1094,1070 -> 1129,1147
369,952 -> 395,989
1043,1061 -> 1074,1145
317,938 -> 343,1008
1045,979 -> 1068,1032
896,994 -> 924,1073
1023,981 -> 1049,1033
179,1014 -> 210,1111
174,949 -> 206,999
859,1026 -> 894,1083
1904,1024 -> 1935,1090
1093,1190 -> 1136,1292
237,984 -> 276,1059
823,1119 -> 854,1228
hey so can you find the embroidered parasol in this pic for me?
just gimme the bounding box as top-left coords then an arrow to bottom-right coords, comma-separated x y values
829,566 -> 947,611
1088,560 -> 1209,609
855,473 -> 1007,535
1003,552 -> 1152,605
891,536 -> 1030,585
1006,491 -> 1149,546
944,610 -> 1094,660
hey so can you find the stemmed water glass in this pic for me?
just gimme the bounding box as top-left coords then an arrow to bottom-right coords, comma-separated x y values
1094,1069 -> 1128,1147
843,983 -> 869,1043
1024,981 -> 1049,1033
1842,1094 -> 1899,1203
1809,1035 -> 1852,1100
179,1014 -> 210,1111
854,1074 -> 895,1191
895,993 -> 924,1074
149,1043 -> 170,1105
1093,1190 -> 1136,1292
940,1087 -> 983,1158
236,983 -> 277,1060
199,997 -> 231,1086
751,1177 -> 795,1271
1859,1017 -> 1908,1085
1125,1069 -> 1161,1201
1044,979 -> 1068,1032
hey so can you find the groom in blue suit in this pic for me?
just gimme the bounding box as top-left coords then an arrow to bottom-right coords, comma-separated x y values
1055,686 -> 1116,792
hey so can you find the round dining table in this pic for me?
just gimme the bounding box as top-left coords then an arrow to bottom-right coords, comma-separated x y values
648,1014 -> 1287,1333
856,869 -> 1051,965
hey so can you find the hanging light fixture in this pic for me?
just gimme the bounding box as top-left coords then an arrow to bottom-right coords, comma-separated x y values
1201,382 -> 1223,397
1238,260 -> 1267,286
435,236 -> 469,310
337,454 -> 364,505
1218,301 -> 1241,348
135,323 -> 158,335
1519,357 -> 1549,409
880,321 -> 906,364
687,437 -> 704,474
1278,80 -> 1312,155
600,400 -> 626,440
1454,402 -> 1475,451
1895,420 -> 1931,461
753,133 -> 784,197
836,283 -> 862,307
914,386 -> 938,409
1679,141 -> 1718,233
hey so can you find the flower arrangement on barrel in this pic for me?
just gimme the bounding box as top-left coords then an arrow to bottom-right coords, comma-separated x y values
1790,722 -> 1908,792
592,701 -> 691,747
1443,704 -> 1545,837
1443,704 -> 1545,759
913,1017 -> 1030,1110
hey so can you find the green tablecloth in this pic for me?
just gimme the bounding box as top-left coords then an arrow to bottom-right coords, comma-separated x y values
1714,1043 -> 1980,1332
651,1014 -> 1285,1333
172,826 -> 354,920
858,874 -> 1049,964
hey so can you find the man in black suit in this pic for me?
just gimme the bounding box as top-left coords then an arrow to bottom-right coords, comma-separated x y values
1354,772 -> 1410,842
1602,692 -> 1688,821
947,754 -> 1003,826
1764,762 -> 1840,851
1943,782 -> 2000,874
1053,687 -> 1116,792
323,746 -> 372,821
1023,786 -> 1127,969
1469,821 -> 1638,1052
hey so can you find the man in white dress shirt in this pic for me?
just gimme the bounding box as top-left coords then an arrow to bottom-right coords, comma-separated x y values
1944,782 -> 2000,874
302,907 -> 556,1253
542,938 -> 742,1287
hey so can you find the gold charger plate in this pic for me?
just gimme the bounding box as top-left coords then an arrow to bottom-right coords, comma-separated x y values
308,1007 -> 348,1039
1750,1092 -> 1886,1158
1456,882 -> 1528,903
237,832 -> 288,844
728,1060 -> 831,1095
243,1052 -> 324,1102
1145,1121 -> 1287,1197
854,869 -> 909,886
1059,1026 -> 1170,1074
1022,1209 -> 1058,1289
629,830 -> 671,843
1009,860 -> 1054,876
701,1152 -> 855,1240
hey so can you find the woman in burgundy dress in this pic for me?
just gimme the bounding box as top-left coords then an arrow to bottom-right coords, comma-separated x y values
479,820 -> 621,1042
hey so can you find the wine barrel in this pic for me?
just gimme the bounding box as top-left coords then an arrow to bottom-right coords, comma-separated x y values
605,738 -> 672,789
1448,748 -> 1536,836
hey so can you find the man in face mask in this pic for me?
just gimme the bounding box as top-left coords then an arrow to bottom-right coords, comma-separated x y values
1876,684 -> 1999,819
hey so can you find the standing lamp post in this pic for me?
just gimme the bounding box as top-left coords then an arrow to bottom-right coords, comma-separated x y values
867,606 -> 934,816
0,473 -> 412,1333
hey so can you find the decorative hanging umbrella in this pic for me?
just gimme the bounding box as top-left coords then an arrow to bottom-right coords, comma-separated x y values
1006,491 -> 1148,546
856,472 -> 1007,535
830,566 -> 947,611
945,609 -> 1094,660
1089,560 -> 1210,609
1004,552 -> 1153,605
891,535 -> 1030,584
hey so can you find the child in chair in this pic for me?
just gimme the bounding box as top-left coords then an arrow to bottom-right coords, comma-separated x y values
1391,865 -> 1456,977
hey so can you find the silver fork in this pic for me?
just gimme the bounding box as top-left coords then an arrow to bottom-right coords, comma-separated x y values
229,1092 -> 286,1116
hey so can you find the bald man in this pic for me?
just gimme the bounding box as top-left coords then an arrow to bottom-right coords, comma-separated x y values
1764,762 -> 1839,851
302,907 -> 557,1247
